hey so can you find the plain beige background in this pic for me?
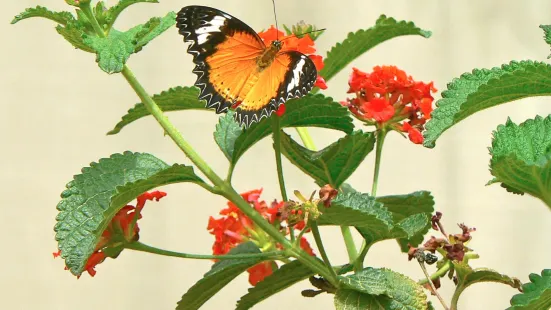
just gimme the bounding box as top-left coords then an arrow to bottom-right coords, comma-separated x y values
2,0 -> 551,309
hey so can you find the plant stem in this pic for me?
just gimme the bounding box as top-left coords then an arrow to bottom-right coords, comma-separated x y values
310,221 -> 339,281
418,260 -> 450,310
418,260 -> 452,285
354,129 -> 388,271
80,1 -> 338,287
294,127 -> 359,267
340,226 -> 358,264
371,128 -> 387,196
127,241 -> 285,260
271,116 -> 288,202
296,127 -> 317,150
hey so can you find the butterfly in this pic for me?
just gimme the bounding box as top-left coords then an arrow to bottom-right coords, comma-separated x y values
176,5 -> 318,128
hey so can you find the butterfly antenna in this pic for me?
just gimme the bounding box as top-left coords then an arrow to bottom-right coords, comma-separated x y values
271,0 -> 279,40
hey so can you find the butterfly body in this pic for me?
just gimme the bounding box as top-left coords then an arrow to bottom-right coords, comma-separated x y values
176,6 -> 317,127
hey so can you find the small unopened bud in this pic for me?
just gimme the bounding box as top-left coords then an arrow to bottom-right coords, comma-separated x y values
65,0 -> 91,7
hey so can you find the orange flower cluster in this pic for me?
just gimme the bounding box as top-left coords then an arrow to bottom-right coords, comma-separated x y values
342,66 -> 437,144
207,189 -> 315,286
54,191 -> 167,277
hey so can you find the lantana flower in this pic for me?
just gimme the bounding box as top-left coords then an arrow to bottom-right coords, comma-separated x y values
341,66 -> 437,144
259,26 -> 328,92
54,191 -> 167,277
207,189 -> 315,286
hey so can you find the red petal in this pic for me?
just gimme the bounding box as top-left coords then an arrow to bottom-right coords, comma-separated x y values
247,261 -> 275,286
314,76 -> 328,90
275,104 -> 286,116
299,237 -> 316,256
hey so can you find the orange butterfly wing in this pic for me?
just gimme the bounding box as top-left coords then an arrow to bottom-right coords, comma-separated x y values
176,6 -> 317,127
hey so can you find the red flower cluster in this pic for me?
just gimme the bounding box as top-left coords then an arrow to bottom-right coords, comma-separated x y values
258,26 -> 328,91
342,66 -> 437,144
207,189 -> 315,286
54,191 -> 167,277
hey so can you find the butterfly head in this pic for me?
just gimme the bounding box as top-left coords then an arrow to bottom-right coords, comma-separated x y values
271,40 -> 283,51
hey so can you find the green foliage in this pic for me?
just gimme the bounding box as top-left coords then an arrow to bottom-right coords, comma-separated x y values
540,25 -> 551,59
452,263 -> 522,309
105,0 -> 159,30
177,242 -> 265,310
108,86 -> 205,135
509,269 -> 551,310
377,191 -> 435,251
54,152 -> 205,275
317,192 -> 394,241
83,12 -> 176,73
336,268 -> 429,309
489,116 -> 551,208
318,191 -> 433,250
132,12 -> 177,52
110,164 -> 207,208
235,261 -> 315,310
320,15 -> 431,82
280,131 -> 374,187
339,268 -> 391,295
83,29 -> 135,73
56,22 -> 95,53
215,112 -> 243,161
219,94 -> 354,168
11,6 -> 75,25
424,61 -> 551,147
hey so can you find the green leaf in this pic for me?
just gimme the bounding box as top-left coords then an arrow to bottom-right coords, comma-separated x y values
317,192 -> 394,243
108,86 -> 205,134
214,112 -> 243,161
105,0 -> 159,29
83,29 -> 135,73
540,25 -> 551,59
339,268 -> 391,295
131,12 -> 176,52
11,6 -> 75,25
280,131 -> 375,187
55,152 -> 176,275
56,22 -> 95,53
320,15 -> 431,82
424,60 -> 551,148
110,164 -> 207,208
177,242 -> 265,310
376,191 -> 435,251
230,94 -> 354,166
236,260 -> 315,310
336,268 -> 429,310
451,263 -> 522,309
509,269 -> 551,310
489,116 -> 551,208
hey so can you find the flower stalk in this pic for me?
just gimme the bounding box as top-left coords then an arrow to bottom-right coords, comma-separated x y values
127,241 -> 286,260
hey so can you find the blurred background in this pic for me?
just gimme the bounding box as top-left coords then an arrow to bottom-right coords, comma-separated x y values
2,0 -> 551,309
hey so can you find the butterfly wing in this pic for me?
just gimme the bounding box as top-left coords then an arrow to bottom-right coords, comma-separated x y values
176,6 -> 265,114
235,51 -> 317,126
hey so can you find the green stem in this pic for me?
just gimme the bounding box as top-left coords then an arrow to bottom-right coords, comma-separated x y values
272,117 -> 295,242
354,129 -> 388,271
310,221 -> 339,281
340,226 -> 358,264
371,128 -> 387,196
127,241 -> 285,260
271,116 -> 288,202
80,2 -> 337,287
418,260 -> 452,285
296,127 -> 317,150
294,127 -> 359,267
